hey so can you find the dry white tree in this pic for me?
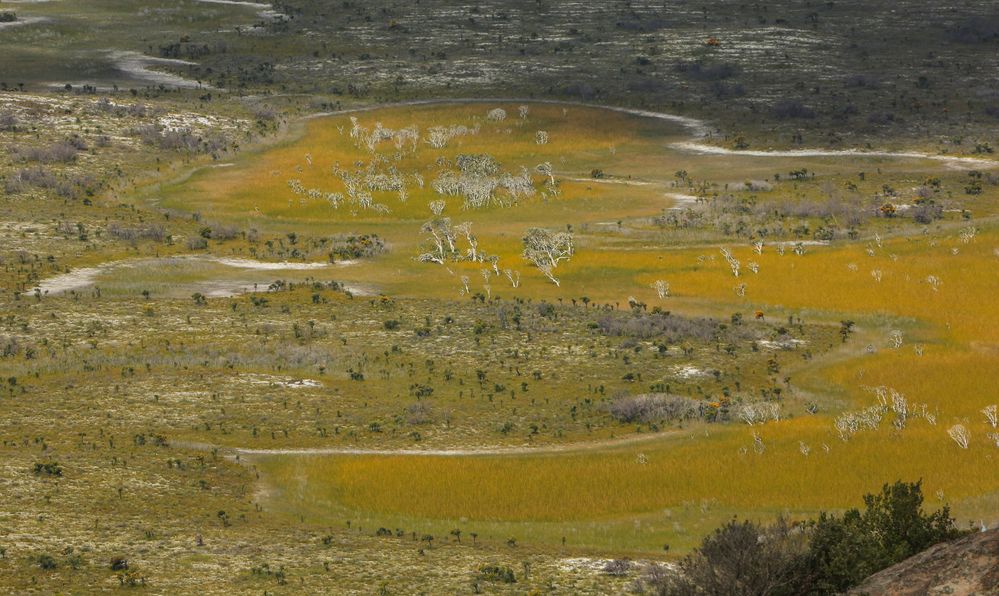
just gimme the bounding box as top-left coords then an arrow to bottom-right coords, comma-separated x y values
504,269 -> 521,288
455,222 -> 480,262
518,105 -> 530,119
535,162 -> 558,196
486,107 -> 507,122
535,130 -> 549,145
481,268 -> 492,298
925,275 -> 942,291
888,330 -> 903,349
652,279 -> 669,299
417,218 -> 458,264
891,391 -> 908,430
947,424 -> 970,449
982,404 -> 998,428
429,199 -> 446,216
523,227 -> 574,286
720,248 -> 740,277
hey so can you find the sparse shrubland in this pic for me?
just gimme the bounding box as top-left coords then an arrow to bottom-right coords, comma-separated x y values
0,1 -> 998,590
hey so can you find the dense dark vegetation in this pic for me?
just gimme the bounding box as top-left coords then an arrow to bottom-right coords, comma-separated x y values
3,1 -> 999,147
635,480 -> 965,595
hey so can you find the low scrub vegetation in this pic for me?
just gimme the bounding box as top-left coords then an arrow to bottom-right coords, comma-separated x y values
636,481 -> 963,595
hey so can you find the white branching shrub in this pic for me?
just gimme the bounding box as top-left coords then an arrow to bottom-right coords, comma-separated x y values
720,247 -> 740,277
535,130 -> 549,145
947,424 -> 970,449
983,405 -> 998,428
888,330 -> 904,349
652,279 -> 669,299
347,117 -> 421,153
486,107 -> 507,122
836,387 -> 934,440
736,401 -> 781,426
425,124 -> 474,149
891,391 -> 908,430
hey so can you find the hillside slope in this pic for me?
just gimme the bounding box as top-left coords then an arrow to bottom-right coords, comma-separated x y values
850,528 -> 999,595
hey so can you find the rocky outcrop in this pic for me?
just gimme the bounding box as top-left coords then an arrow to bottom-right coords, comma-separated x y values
849,528 -> 999,595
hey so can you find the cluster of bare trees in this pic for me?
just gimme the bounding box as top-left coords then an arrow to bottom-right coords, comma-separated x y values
347,116 -> 420,153
417,217 -> 469,265
293,111 -> 558,220
948,404 -> 999,449
834,387 -> 935,441
431,153 -> 536,209
736,401 -> 781,425
417,222 -> 574,289
425,123 -> 477,149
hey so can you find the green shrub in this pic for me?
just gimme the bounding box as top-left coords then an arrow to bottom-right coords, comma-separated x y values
478,564 -> 516,583
803,480 -> 962,593
32,462 -> 62,477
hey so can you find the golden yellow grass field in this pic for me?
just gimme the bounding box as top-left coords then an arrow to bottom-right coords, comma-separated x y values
153,101 -> 999,553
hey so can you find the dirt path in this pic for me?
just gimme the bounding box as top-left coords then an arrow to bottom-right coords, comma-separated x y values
173,428 -> 683,459
309,98 -> 998,168
669,141 -> 999,169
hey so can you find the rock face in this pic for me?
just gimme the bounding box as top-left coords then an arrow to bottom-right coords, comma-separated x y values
849,528 -> 999,595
